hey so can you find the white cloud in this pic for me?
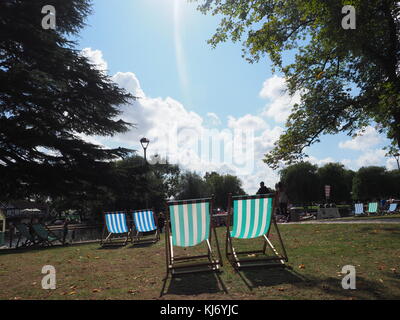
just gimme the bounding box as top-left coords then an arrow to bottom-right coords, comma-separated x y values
308,156 -> 336,167
81,47 -> 108,73
355,149 -> 387,168
260,75 -> 301,123
87,67 -> 284,194
112,72 -> 145,98
338,126 -> 382,151
228,114 -> 268,132
206,112 -> 221,126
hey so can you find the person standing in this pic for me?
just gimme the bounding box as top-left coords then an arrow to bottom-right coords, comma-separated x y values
277,182 -> 290,222
257,181 -> 271,195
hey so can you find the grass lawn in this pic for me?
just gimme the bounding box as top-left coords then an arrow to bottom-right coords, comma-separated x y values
324,214 -> 400,221
0,223 -> 399,300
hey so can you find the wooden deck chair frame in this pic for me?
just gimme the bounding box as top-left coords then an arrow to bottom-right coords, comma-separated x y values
15,223 -> 38,248
130,208 -> 160,245
164,197 -> 223,278
31,223 -> 64,247
100,211 -> 131,246
226,193 -> 288,270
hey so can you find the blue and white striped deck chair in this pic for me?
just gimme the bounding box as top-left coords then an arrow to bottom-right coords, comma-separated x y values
368,202 -> 378,215
100,211 -> 131,246
354,203 -> 364,216
387,203 -> 398,214
131,209 -> 160,244
164,197 -> 222,277
226,193 -> 288,269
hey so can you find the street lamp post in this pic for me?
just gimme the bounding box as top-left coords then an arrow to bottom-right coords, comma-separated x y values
140,137 -> 150,208
140,137 -> 150,163
394,153 -> 400,170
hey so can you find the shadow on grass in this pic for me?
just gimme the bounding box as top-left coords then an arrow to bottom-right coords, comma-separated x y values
238,266 -> 306,290
358,226 -> 400,236
127,241 -> 158,249
292,274 -> 400,299
0,243 -> 72,255
97,244 -> 126,250
161,271 -> 228,297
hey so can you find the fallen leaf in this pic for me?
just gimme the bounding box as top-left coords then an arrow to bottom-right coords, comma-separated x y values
68,291 -> 77,295
299,264 -> 305,269
92,289 -> 101,293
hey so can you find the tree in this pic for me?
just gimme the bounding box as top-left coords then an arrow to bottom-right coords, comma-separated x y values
0,0 -> 134,200
204,171 -> 245,209
352,166 -> 392,201
194,0 -> 400,168
317,162 -> 354,203
387,169 -> 400,198
175,172 -> 209,200
279,162 -> 320,205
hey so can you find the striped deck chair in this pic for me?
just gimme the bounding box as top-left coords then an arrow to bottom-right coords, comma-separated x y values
164,197 -> 222,277
131,209 -> 159,244
100,211 -> 131,246
226,193 -> 288,270
368,202 -> 378,215
387,203 -> 398,214
354,203 -> 364,216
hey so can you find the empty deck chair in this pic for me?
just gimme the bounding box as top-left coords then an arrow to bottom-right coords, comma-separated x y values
226,193 -> 288,270
15,223 -> 37,248
100,211 -> 131,246
131,209 -> 159,244
368,202 -> 378,215
31,223 -> 64,247
387,203 -> 398,214
164,197 -> 222,278
354,203 -> 364,216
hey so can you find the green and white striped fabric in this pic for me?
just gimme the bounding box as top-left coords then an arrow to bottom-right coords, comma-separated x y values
169,201 -> 210,247
368,202 -> 378,213
231,197 -> 273,239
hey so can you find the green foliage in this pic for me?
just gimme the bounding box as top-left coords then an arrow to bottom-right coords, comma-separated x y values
204,171 -> 245,209
0,0 -> 134,200
280,162 -> 320,204
194,0 -> 400,168
317,163 -> 354,203
352,166 -> 399,201
175,172 -> 209,200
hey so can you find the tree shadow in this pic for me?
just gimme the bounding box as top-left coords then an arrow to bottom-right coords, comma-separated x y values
290,274 -> 400,300
97,244 -> 126,250
358,226 -> 400,237
161,271 -> 228,297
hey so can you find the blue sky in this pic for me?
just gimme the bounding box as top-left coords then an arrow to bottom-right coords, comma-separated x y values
74,0 -> 395,194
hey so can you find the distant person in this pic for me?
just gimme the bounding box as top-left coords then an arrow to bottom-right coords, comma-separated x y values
158,212 -> 165,234
256,181 -> 271,195
277,182 -> 290,222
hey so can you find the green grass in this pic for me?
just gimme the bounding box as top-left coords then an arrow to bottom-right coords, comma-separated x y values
1,223 -> 399,300
324,214 -> 400,221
